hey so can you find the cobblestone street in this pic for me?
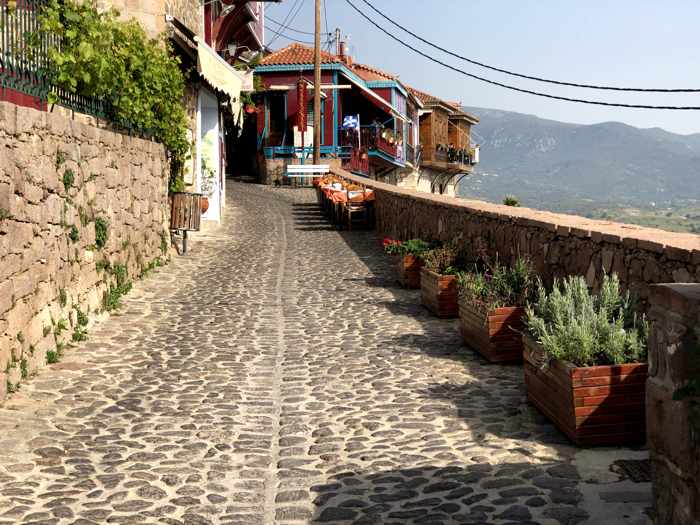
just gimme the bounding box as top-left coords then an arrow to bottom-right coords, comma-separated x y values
0,182 -> 651,524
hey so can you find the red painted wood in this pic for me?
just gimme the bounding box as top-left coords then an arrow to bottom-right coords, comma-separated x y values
523,338 -> 647,446
459,299 -> 525,363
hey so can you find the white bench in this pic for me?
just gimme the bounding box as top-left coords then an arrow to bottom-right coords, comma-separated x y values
285,164 -> 330,177
285,164 -> 330,187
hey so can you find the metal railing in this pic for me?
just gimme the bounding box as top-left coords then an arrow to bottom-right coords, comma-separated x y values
341,148 -> 369,175
1,1 -> 112,120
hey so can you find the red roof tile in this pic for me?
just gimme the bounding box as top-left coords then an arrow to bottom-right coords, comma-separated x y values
261,43 -> 341,66
350,62 -> 396,82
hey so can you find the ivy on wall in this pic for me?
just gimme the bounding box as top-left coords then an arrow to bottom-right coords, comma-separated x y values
35,0 -> 190,191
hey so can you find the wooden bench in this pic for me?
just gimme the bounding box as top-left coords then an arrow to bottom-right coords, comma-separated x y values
285,164 -> 330,187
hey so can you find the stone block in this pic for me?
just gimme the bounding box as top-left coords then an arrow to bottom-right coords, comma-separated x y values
0,102 -> 17,136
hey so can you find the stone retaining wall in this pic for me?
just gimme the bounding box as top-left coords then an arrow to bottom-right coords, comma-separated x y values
335,169 -> 700,308
647,284 -> 700,524
0,102 -> 170,400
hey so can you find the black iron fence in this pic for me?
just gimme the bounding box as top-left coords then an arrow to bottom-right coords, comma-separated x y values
1,0 -> 108,117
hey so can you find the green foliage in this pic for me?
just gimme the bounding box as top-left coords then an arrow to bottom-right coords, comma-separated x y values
422,241 -> 467,275
74,305 -> 88,327
458,256 -> 538,311
46,349 -> 60,364
54,318 -> 68,336
7,380 -> 17,394
20,358 -> 28,379
78,206 -> 90,227
36,0 -> 191,191
63,168 -> 75,191
383,238 -> 432,257
94,217 -> 109,249
59,288 -> 67,307
103,264 -> 132,311
71,327 -> 87,342
96,259 -> 111,272
69,224 -> 79,243
525,274 -> 648,367
55,150 -> 66,169
0,208 -> 10,221
503,195 -> 520,207
16,331 -> 24,344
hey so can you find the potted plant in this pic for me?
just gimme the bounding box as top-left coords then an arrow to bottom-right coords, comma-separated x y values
523,274 -> 648,446
200,157 -> 216,214
458,256 -> 536,363
420,242 -> 465,318
383,238 -> 431,289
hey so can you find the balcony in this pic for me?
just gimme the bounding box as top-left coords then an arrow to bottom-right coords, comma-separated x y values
422,145 -> 476,173
339,127 -> 406,170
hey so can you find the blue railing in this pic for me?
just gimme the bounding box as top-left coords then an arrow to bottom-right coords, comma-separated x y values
263,145 -> 351,160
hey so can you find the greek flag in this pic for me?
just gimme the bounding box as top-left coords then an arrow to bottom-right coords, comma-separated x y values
342,114 -> 360,130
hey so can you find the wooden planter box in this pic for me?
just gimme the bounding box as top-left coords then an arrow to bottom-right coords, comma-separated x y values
523,337 -> 647,446
458,296 -> 525,362
420,268 -> 458,318
396,254 -> 422,289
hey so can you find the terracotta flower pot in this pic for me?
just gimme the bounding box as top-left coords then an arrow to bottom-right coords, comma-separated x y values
420,267 -> 458,318
458,295 -> 525,363
200,196 -> 209,214
523,337 -> 647,446
397,254 -> 422,289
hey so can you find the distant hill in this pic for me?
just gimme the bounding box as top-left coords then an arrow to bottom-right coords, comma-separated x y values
459,107 -> 700,214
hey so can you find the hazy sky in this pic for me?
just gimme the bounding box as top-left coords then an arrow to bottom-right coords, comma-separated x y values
265,0 -> 700,135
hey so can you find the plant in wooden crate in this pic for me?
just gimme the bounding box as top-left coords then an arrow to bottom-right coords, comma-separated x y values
457,256 -> 537,362
199,157 -> 216,214
420,241 -> 467,318
383,238 -> 432,289
523,274 -> 648,445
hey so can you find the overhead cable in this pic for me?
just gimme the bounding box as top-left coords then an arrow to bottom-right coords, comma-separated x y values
357,0 -> 700,94
344,0 -> 700,110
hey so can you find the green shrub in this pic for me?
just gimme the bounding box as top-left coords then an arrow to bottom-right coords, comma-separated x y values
69,225 -> 79,243
422,241 -> 468,275
63,169 -> 75,191
382,238 -> 432,257
59,288 -> 67,307
46,349 -> 60,364
94,217 -> 109,248
103,264 -> 132,311
525,274 -> 648,367
458,256 -> 537,311
74,305 -> 89,327
36,0 -> 191,193
503,195 -> 520,207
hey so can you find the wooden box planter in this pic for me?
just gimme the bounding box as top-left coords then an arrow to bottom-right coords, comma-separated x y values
396,254 -> 422,289
458,295 -> 525,362
523,337 -> 648,446
420,268 -> 458,318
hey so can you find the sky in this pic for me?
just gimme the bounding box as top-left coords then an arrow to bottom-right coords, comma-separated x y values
264,0 -> 700,135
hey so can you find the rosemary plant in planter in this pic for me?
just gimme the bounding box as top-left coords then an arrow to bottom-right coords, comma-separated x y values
457,256 -> 537,363
420,242 -> 466,318
383,238 -> 431,289
523,274 -> 648,446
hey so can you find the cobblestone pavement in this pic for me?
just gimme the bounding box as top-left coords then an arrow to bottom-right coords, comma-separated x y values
0,182 -> 651,524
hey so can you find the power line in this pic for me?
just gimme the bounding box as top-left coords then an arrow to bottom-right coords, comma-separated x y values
266,0 -> 306,47
344,0 -> 700,110
265,15 -> 315,35
266,25 -> 315,45
357,0 -> 700,94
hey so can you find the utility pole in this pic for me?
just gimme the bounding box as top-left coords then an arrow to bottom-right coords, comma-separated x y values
313,0 -> 322,164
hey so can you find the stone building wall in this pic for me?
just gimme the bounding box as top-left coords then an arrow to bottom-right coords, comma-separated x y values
0,102 -> 170,401
647,284 -> 700,524
336,168 -> 700,308
98,0 -> 202,39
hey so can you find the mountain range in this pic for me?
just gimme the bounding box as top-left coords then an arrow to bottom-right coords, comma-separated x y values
458,107 -> 700,214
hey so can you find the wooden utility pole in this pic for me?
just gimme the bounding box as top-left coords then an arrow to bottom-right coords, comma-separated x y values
313,0 -> 322,164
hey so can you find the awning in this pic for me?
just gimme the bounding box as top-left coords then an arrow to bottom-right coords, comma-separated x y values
341,71 -> 408,123
195,38 -> 247,104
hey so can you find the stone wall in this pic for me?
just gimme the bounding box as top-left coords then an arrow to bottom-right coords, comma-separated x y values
98,0 -> 202,39
0,102 -> 170,401
335,169 -> 700,308
647,284 -> 700,524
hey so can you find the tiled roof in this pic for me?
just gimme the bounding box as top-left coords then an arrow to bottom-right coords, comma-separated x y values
350,62 -> 396,82
260,43 -> 341,66
407,86 -> 479,122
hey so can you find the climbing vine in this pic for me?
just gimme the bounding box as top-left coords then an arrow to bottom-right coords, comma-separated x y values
35,0 -> 191,191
